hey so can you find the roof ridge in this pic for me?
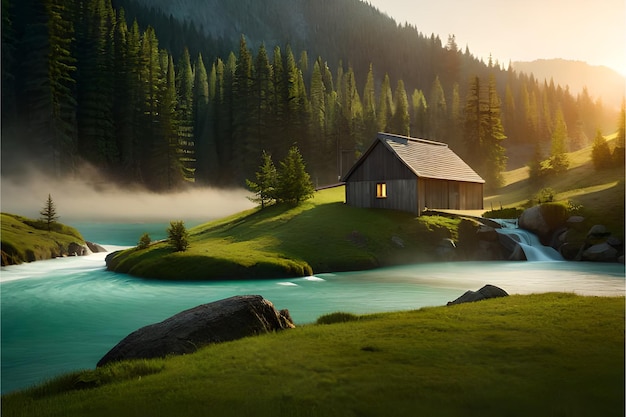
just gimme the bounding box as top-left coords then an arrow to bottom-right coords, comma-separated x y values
377,132 -> 448,147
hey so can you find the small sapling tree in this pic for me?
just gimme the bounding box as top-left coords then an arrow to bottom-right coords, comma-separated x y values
137,233 -> 152,249
167,220 -> 189,252
39,194 -> 59,231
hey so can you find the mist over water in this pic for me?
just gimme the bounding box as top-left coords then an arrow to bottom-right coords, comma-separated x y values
0,173 -> 255,223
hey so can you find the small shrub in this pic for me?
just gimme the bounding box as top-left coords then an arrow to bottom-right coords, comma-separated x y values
167,221 -> 189,252
316,312 -> 360,325
536,187 -> 555,203
137,233 -> 151,250
539,202 -> 570,229
482,207 -> 524,219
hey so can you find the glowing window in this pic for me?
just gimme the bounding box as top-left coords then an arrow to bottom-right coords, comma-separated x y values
376,182 -> 387,198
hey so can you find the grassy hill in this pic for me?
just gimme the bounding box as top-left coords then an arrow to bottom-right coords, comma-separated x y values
485,134 -> 625,239
106,186 -> 460,280
2,293 -> 623,417
107,136 -> 625,280
0,214 -> 87,265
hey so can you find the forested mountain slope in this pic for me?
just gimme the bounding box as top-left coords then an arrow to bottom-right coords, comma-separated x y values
2,0 -> 622,191
513,59 -> 625,110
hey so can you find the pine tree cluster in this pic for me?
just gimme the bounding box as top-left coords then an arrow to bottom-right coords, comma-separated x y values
1,0 -> 619,191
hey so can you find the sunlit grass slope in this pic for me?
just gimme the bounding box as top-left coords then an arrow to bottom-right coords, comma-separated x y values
3,293 -> 624,417
0,213 -> 85,265
485,134 -> 624,236
107,186 -> 460,280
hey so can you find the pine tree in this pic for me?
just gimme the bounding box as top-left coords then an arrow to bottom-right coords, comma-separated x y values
362,63 -> 377,139
137,26 -> 163,186
428,75 -> 447,140
591,129 -> 612,170
246,151 -> 278,208
175,48 -> 195,182
45,0 -> 78,174
377,73 -> 392,132
276,146 -> 315,205
389,79 -> 410,136
232,35 -> 254,180
482,74 -> 507,188
193,53 -> 214,184
39,194 -> 59,231
463,74 -> 507,189
252,44 -> 273,161
160,52 -> 183,189
463,75 -> 483,166
167,220 -> 189,252
548,107 -> 569,174
74,0 -> 116,166
411,89 -> 428,138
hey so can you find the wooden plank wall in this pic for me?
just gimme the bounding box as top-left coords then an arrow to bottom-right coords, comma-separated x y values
346,179 -> 418,215
419,179 -> 484,211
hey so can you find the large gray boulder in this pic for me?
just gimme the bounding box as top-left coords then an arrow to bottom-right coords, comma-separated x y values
582,242 -> 618,262
447,285 -> 509,306
97,295 -> 295,367
518,206 -> 550,239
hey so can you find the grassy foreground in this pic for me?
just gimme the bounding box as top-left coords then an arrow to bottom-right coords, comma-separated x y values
0,213 -> 86,265
3,293 -> 624,417
106,186 -> 460,280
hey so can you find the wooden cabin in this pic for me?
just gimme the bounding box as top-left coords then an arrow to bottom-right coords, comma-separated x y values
342,133 -> 484,215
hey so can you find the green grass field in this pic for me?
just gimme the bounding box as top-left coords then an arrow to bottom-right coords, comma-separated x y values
3,293 -> 624,417
1,213 -> 85,265
485,134 -> 625,237
106,186 -> 460,280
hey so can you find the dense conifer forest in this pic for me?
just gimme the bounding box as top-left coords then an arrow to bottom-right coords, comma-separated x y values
1,0 -> 620,191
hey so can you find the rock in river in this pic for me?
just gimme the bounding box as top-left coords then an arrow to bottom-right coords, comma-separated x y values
97,295 -> 295,367
446,284 -> 509,306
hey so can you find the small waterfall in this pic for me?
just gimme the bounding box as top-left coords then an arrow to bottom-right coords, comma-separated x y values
492,219 -> 564,262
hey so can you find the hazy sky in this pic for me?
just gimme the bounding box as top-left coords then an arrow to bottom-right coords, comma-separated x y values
365,0 -> 626,76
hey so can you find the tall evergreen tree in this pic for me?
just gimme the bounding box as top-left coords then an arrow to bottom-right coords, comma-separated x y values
175,47 -> 195,182
252,44 -> 273,160
410,89 -> 428,138
193,53 -> 214,183
137,26 -> 164,187
232,35 -> 254,180
428,75 -> 447,140
482,75 -> 507,188
548,107 -> 569,174
463,75 -> 483,166
362,63 -> 377,139
377,73 -> 392,132
276,146 -> 315,205
389,79 -> 410,136
74,0 -> 116,166
591,129 -> 612,170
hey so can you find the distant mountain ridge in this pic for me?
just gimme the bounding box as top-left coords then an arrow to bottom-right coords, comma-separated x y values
512,59 -> 625,110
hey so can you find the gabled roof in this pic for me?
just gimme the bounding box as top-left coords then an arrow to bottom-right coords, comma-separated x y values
343,132 -> 485,184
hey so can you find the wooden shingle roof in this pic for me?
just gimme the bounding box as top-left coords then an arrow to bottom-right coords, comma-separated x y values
344,132 -> 485,184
